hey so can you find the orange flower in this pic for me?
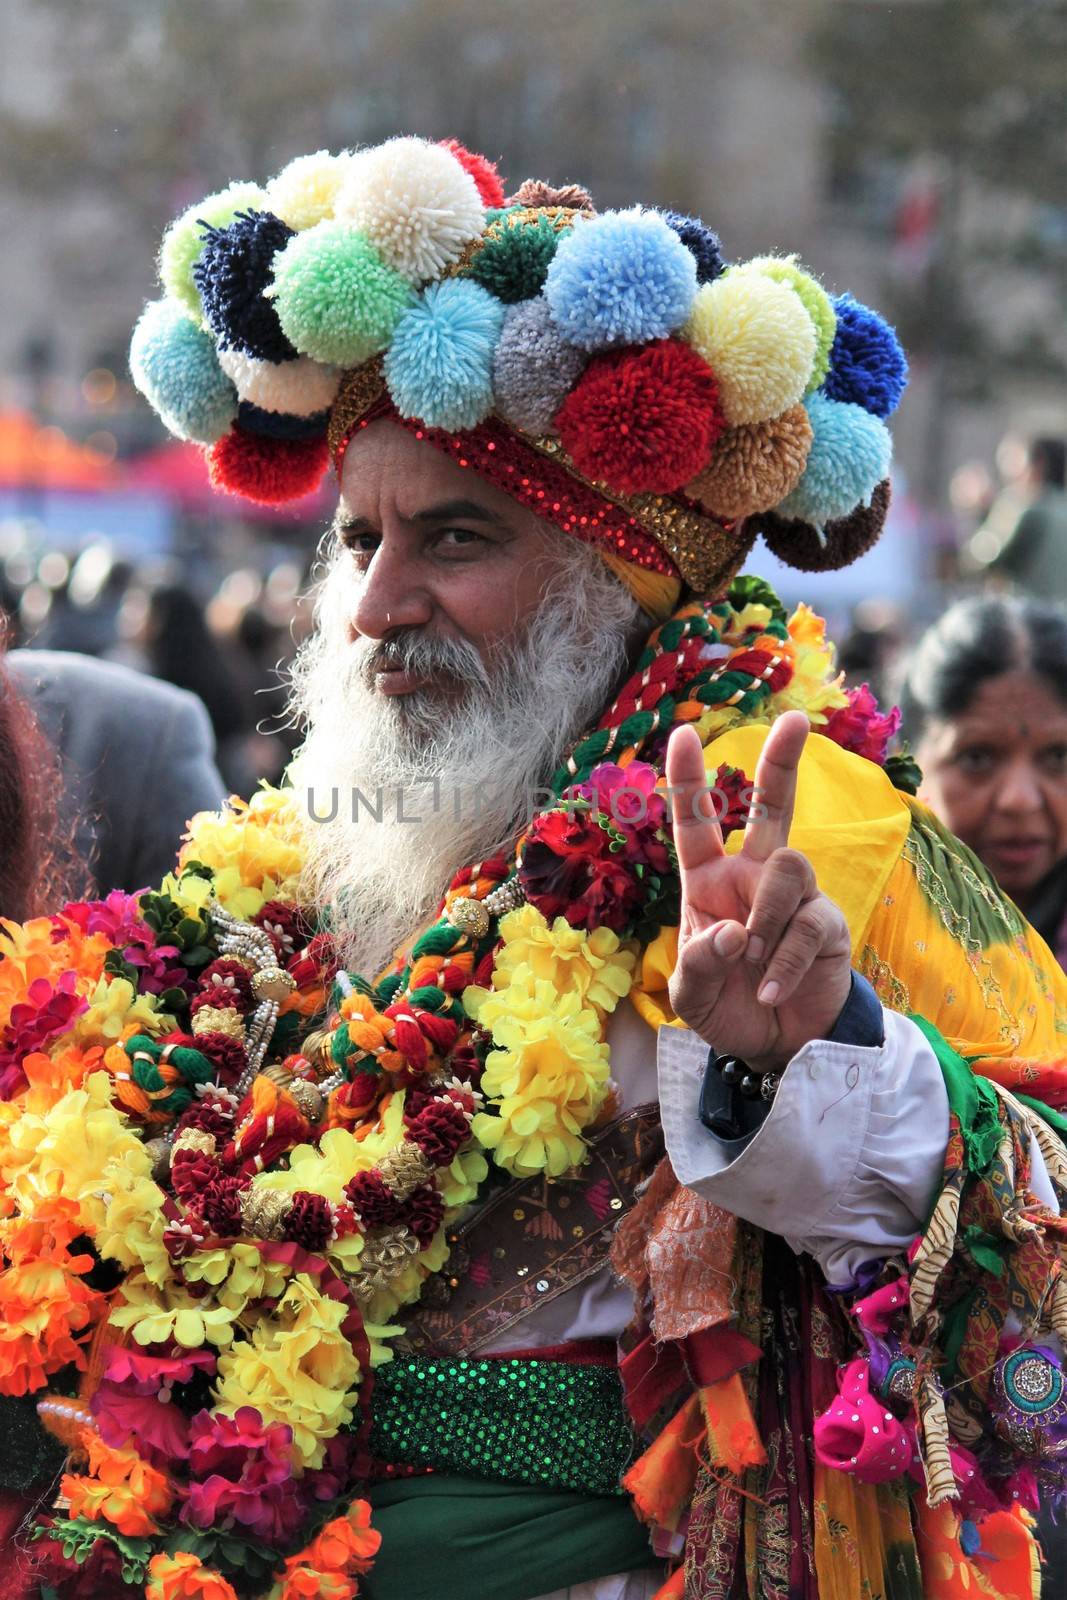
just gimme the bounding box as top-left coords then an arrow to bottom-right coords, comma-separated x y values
273,1572 -> 355,1600
146,1552 -> 239,1600
0,1202 -> 104,1395
283,1502 -> 381,1584
62,1431 -> 173,1537
0,917 -> 109,1032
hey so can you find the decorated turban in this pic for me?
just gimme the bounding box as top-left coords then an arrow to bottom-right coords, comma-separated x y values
131,136 -> 908,619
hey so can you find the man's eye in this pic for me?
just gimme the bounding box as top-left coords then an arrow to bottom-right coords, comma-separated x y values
436,528 -> 487,552
339,528 -> 378,558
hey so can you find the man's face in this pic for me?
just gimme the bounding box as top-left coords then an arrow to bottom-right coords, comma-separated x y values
336,420 -> 566,697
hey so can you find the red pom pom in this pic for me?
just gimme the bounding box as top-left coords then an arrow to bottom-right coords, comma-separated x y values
439,138 -> 506,208
555,338 -> 725,496
208,426 -> 329,505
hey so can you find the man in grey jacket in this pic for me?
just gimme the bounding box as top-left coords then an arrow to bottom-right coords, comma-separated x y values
6,650 -> 226,895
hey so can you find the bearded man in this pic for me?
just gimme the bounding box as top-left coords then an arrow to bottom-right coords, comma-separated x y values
6,138 -> 1067,1600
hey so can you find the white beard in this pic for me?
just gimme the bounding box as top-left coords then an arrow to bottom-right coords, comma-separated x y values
286,535 -> 646,977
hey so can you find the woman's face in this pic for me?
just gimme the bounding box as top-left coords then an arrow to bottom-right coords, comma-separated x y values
917,668 -> 1067,905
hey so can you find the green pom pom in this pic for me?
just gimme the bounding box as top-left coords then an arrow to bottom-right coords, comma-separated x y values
270,221 -> 414,365
736,256 -> 837,394
159,182 -> 267,322
464,212 -> 565,303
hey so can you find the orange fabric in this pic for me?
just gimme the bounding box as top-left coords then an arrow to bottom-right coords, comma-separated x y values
915,1499 -> 1039,1599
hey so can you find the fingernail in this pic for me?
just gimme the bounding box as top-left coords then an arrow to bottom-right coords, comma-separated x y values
758,979 -> 779,1005
714,924 -> 740,956
745,936 -> 764,963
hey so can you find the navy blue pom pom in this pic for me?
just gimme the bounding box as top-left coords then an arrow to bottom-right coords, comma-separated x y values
195,209 -> 297,363
236,400 -> 328,440
660,211 -> 725,285
823,294 -> 908,419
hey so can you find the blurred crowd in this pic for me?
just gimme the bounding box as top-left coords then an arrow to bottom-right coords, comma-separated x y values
1,425 -> 1066,973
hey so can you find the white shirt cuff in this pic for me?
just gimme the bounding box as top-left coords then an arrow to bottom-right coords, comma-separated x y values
657,1008 -> 952,1283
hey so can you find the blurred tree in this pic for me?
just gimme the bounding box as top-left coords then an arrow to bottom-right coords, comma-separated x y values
814,0 -> 1067,499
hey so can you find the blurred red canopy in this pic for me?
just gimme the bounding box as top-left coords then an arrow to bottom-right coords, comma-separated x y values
0,410 -> 119,490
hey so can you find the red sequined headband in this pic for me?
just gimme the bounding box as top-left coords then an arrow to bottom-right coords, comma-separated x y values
328,366 -> 752,593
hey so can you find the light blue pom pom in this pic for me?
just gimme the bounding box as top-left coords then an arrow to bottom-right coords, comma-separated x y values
775,394 -> 892,525
384,278 -> 505,431
543,208 -> 698,351
129,299 -> 237,443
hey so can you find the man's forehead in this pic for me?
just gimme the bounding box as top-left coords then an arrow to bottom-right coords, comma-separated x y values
338,419 -> 519,525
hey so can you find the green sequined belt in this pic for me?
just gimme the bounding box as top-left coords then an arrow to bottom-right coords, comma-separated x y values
369,1354 -> 636,1497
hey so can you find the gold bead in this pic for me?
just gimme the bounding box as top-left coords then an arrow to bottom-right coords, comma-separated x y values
143,1137 -> 172,1183
252,966 -> 296,1003
288,1078 -> 325,1124
446,897 -> 490,940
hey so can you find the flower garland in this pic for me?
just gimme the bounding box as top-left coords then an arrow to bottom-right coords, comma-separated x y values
0,581 -> 909,1597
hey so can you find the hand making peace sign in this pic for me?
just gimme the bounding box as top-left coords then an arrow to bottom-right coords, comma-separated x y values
666,711 -> 853,1073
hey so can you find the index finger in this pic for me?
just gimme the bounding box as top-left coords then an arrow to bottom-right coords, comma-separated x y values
665,724 -> 725,880
742,711 -> 809,863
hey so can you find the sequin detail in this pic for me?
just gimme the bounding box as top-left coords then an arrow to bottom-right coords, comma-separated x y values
369,1354 -> 635,1495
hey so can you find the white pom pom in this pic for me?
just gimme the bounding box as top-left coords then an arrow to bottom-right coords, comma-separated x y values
334,136 -> 485,284
266,150 -> 353,231
216,350 -> 341,416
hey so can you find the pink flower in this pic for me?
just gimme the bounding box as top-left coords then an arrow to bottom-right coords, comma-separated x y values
61,889 -> 151,944
0,971 -> 87,1098
90,1345 -> 218,1465
182,1406 -> 303,1543
821,684 -> 901,767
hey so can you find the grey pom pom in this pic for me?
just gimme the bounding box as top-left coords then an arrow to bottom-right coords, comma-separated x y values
492,297 -> 587,436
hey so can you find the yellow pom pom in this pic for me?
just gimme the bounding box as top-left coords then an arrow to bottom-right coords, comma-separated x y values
735,255 -> 836,392
687,404 -> 813,519
684,271 -> 815,427
266,150 -> 352,231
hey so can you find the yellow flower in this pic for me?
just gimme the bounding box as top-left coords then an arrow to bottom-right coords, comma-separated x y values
73,976 -> 171,1046
439,1147 -> 488,1212
108,1273 -> 239,1348
726,601 -> 774,637
182,1242 -> 291,1311
94,1148 -> 171,1287
213,1273 -> 361,1468
484,906 -> 636,1015
360,1231 -> 452,1341
179,788 -> 308,918
2,1072 -> 143,1227
470,978 -> 610,1178
773,602 -> 847,725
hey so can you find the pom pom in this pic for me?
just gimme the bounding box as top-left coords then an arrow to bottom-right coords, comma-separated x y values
464,207 -> 573,304
217,349 -> 342,416
660,210 -> 725,284
823,293 -> 908,419
758,479 -> 891,571
194,209 -> 296,361
775,394 -> 891,525
335,136 -> 485,283
684,271 -> 815,426
492,297 -> 587,435
159,181 -> 266,321
544,207 -> 697,351
269,221 -> 413,365
130,299 -> 237,443
687,404 -> 813,519
208,427 -> 329,504
236,401 -> 328,440
508,179 -> 596,214
439,138 -> 506,208
385,277 -> 504,431
266,149 -> 352,231
736,256 -> 836,392
555,338 -> 724,496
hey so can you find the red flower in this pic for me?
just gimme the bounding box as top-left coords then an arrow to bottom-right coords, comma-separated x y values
401,1183 -> 445,1246
187,1031 -> 247,1085
821,684 -> 901,766
555,339 -> 724,495
32,1521 -> 131,1600
405,1098 -> 470,1166
284,1191 -> 335,1253
0,971 -> 87,1099
518,809 -> 641,934
344,1170 -> 402,1228
194,1175 -> 248,1237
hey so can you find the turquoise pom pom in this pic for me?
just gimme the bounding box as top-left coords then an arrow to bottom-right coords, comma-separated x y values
775,394 -> 892,526
385,278 -> 505,431
129,299 -> 237,443
544,208 -> 698,351
271,221 -> 414,365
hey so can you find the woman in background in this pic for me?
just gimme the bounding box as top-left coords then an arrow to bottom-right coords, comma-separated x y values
900,595 -> 1067,965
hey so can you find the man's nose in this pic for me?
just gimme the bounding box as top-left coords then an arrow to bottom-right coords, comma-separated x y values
349,546 -> 433,640
993,756 -> 1045,816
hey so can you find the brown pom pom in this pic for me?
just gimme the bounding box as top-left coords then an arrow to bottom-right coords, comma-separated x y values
687,404 -> 813,519
507,178 -> 595,213
756,479 -> 891,572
